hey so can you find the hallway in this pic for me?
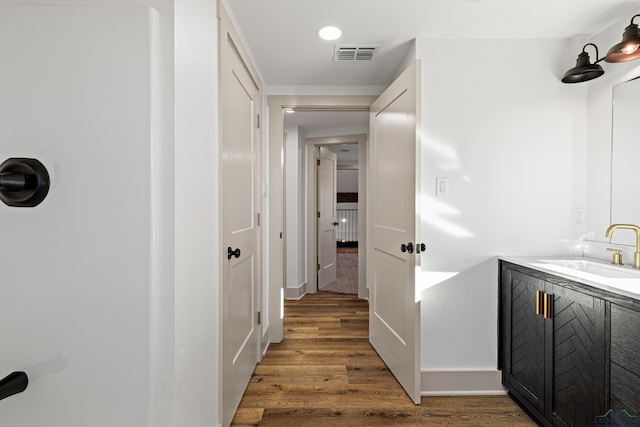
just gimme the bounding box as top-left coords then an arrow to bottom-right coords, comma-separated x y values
231,293 -> 535,426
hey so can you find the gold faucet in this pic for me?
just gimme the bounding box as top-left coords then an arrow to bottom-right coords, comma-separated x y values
605,223 -> 640,269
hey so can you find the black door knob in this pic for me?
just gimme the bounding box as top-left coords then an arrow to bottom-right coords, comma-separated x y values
333,222 -> 339,226
400,242 -> 414,253
416,243 -> 426,254
227,247 -> 241,260
0,158 -> 50,207
0,372 -> 28,402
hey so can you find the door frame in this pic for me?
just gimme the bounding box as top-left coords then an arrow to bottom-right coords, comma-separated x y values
267,95 -> 375,342
306,133 -> 367,298
218,3 -> 263,424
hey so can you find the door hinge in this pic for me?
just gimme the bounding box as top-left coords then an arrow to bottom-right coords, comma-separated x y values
317,263 -> 320,271
317,211 -> 320,218
256,113 -> 260,128
257,311 -> 261,325
317,159 -> 320,166
256,212 -> 260,226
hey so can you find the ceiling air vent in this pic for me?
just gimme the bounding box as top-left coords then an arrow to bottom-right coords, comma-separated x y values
334,45 -> 380,62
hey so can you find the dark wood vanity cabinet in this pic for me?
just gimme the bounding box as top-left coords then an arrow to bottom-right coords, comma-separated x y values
500,262 -> 607,426
610,303 -> 640,414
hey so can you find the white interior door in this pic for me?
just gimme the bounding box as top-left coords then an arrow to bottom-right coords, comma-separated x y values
0,4 -> 165,426
369,61 -> 421,404
220,13 -> 261,427
317,147 -> 338,290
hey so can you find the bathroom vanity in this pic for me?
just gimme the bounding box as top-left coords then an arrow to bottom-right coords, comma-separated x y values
499,257 -> 640,426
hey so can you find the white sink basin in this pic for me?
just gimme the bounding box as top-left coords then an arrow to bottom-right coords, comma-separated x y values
528,257 -> 640,298
534,258 -> 640,279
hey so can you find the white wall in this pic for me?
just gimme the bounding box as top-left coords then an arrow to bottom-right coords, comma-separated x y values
416,38 -> 588,369
337,169 -> 358,193
581,7 -> 640,261
298,130 -> 307,287
284,125 -> 303,290
175,0 -> 220,425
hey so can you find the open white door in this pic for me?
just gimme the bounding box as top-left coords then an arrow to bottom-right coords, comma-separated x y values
0,4 -> 170,425
317,147 -> 338,290
369,61 -> 421,404
219,5 -> 261,426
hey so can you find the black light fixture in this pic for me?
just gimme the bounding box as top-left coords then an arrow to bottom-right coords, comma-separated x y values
562,43 -> 605,83
605,14 -> 640,63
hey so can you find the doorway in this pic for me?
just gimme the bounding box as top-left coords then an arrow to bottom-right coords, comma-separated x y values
304,132 -> 367,299
317,142 -> 359,295
267,95 -> 375,342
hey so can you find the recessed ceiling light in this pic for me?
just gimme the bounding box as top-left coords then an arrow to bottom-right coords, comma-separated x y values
318,26 -> 342,41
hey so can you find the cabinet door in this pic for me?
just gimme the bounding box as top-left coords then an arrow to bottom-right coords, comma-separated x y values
502,267 -> 547,414
548,285 -> 606,427
610,304 -> 640,415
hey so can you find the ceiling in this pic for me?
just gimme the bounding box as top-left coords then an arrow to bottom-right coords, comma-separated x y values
227,0 -> 639,87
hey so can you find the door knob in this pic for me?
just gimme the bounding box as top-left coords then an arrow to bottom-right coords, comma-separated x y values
227,247 -> 241,260
416,243 -> 426,254
333,222 -> 339,226
400,242 -> 414,253
0,371 -> 28,402
0,158 -> 50,207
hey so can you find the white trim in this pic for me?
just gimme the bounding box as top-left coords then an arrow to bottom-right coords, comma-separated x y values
284,281 -> 308,300
268,85 -> 386,96
261,340 -> 270,358
420,369 -> 507,396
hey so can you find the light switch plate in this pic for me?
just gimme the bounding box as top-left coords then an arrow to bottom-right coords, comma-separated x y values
436,177 -> 448,197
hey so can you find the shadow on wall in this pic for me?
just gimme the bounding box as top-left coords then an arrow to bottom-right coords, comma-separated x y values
419,258 -> 499,368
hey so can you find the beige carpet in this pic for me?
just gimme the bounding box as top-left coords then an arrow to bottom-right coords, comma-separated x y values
320,250 -> 358,294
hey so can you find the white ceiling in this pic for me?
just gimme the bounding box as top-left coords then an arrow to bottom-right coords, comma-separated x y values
227,0 -> 639,87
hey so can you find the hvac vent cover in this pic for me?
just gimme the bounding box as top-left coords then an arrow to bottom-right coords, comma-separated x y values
334,45 -> 380,61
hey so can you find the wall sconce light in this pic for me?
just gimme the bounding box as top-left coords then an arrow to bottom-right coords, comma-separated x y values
562,14 -> 640,83
605,14 -> 640,63
562,43 -> 605,83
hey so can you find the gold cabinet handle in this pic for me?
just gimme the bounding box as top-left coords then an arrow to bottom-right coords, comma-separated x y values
544,293 -> 553,319
535,290 -> 544,315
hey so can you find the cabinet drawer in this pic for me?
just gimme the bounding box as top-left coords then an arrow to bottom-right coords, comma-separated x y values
611,304 -> 640,375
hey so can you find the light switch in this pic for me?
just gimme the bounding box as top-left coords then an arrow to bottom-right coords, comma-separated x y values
436,177 -> 448,197
574,208 -> 585,225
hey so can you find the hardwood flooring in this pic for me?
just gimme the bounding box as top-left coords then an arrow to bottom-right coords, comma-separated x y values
231,292 -> 535,426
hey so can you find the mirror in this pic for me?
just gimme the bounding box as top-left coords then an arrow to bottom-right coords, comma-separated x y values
610,76 -> 640,246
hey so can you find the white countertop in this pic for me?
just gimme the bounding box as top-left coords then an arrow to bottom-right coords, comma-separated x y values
500,255 -> 640,301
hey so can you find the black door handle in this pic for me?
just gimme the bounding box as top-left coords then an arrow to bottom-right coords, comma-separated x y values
400,242 -> 414,253
416,243 -> 426,254
0,158 -> 50,207
227,247 -> 241,260
0,372 -> 28,402
333,222 -> 339,226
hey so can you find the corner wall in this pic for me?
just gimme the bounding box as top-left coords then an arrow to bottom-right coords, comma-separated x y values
175,0 -> 220,425
416,39 -> 588,374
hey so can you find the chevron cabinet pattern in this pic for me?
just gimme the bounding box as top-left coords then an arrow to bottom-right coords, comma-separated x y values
500,262 -> 609,427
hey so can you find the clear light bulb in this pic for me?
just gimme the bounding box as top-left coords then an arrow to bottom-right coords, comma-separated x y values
622,42 -> 640,55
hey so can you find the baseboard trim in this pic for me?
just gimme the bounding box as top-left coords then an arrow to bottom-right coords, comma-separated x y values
284,282 -> 307,300
260,326 -> 270,356
421,369 -> 507,396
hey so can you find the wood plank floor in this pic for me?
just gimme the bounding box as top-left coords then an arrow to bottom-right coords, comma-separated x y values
231,292 -> 535,426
